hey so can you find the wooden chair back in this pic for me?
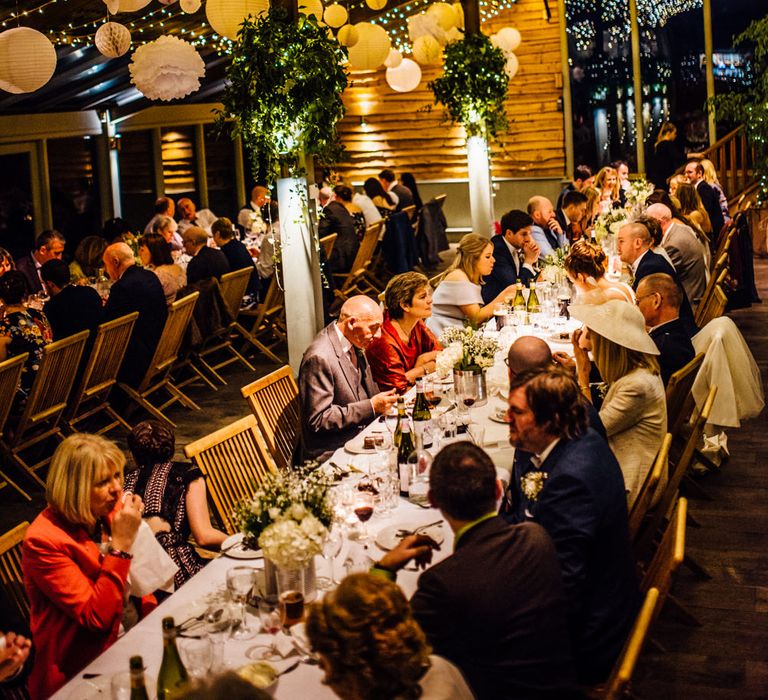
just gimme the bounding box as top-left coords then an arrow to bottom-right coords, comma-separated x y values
219,268 -> 253,322
334,221 -> 384,299
665,353 -> 704,438
235,275 -> 285,364
696,284 -> 727,328
600,587 -> 660,700
713,225 -> 736,267
0,522 -> 30,623
320,233 -> 338,260
696,254 -> 728,322
401,204 -> 417,221
139,292 -> 199,391
433,194 -> 447,208
628,433 -> 671,544
241,365 -> 300,471
0,355 -> 30,499
640,497 -> 687,605
184,415 -> 277,534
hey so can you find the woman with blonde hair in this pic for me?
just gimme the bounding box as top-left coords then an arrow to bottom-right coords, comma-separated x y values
667,173 -> 686,198
427,233 -> 517,335
23,434 -> 147,699
594,166 -> 622,211
581,185 -> 601,230
306,573 -> 473,700
570,301 -> 667,506
564,240 -> 635,303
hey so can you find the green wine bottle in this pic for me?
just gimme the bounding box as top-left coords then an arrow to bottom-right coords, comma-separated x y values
526,282 -> 541,315
129,656 -> 150,700
412,378 -> 432,447
157,617 -> 189,700
512,283 -> 526,309
397,420 -> 415,497
393,396 -> 406,448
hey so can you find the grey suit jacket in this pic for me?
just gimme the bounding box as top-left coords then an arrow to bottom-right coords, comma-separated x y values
662,222 -> 708,304
299,322 -> 379,460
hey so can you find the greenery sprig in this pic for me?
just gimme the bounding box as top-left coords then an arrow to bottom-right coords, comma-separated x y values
216,7 -> 348,185
429,32 -> 509,141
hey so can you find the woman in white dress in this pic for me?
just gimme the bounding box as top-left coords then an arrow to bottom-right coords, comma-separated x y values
570,300 -> 667,506
564,239 -> 635,304
427,233 -> 517,337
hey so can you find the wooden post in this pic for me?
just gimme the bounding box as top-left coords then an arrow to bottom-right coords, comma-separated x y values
151,127 -> 164,198
461,0 -> 481,34
194,124 -> 209,209
628,0 -> 645,175
556,0 -> 574,177
703,0 -> 716,145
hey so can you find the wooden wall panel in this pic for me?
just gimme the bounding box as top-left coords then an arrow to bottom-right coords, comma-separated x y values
335,0 -> 565,182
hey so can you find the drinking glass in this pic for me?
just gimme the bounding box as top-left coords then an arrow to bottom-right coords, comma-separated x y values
455,373 -> 478,425
372,430 -> 391,461
278,590 -> 305,630
226,566 -> 257,641
110,671 -> 131,700
319,527 -> 343,589
204,605 -> 234,671
250,597 -> 281,660
423,377 -> 441,410
383,407 -> 399,435
353,491 -> 375,542
178,635 -> 213,680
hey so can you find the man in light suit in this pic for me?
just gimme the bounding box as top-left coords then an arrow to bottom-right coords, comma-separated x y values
299,295 -> 398,460
506,369 -> 640,685
527,196 -> 567,259
684,159 -> 725,239
647,202 -> 708,305
481,209 -> 540,304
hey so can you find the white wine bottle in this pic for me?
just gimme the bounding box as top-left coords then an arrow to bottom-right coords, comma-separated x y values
129,656 -> 150,700
157,617 -> 189,700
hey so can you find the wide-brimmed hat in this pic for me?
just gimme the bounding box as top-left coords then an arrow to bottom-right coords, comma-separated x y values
570,300 -> 660,355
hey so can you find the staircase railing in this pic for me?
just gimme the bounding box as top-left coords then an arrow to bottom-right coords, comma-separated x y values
698,125 -> 755,201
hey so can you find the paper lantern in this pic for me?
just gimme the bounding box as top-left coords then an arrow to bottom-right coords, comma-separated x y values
385,58 -> 421,92
407,13 -> 446,45
299,0 -> 324,19
444,26 -> 462,44
337,23 -> 359,48
426,2 -> 456,31
412,34 -> 442,65
158,0 -> 178,4
0,28 -> 57,94
323,4 -> 348,28
494,26 -> 521,53
384,48 -> 402,68
103,0 -> 120,13
116,0 -> 152,11
206,0 -> 269,40
347,22 -> 390,71
129,35 -> 205,101
95,22 -> 132,58
180,0 -> 202,12
504,52 -> 519,78
365,0 -> 387,9
452,2 -> 464,29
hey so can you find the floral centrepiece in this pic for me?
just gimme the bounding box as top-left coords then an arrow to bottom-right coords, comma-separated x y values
593,207 -> 629,243
624,178 -> 655,215
234,463 -> 333,569
435,326 -> 498,377
539,244 -> 569,284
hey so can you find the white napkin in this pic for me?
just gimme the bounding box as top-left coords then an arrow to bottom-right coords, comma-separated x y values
127,520 -> 179,597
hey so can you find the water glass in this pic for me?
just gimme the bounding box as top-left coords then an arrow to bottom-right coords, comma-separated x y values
178,635 -> 213,680
226,566 -> 257,641
319,527 -> 343,589
204,605 -> 233,671
438,410 -> 457,440
468,423 -> 486,448
110,671 -> 131,700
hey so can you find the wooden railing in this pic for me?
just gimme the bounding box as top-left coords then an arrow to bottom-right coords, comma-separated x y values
698,125 -> 756,200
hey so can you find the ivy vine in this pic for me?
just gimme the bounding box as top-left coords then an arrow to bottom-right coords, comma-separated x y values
215,7 -> 348,185
429,32 -> 509,141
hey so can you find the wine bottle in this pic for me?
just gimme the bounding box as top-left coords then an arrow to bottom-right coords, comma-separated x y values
407,431 -> 432,507
393,396 -> 406,448
157,617 -> 189,700
526,282 -> 541,315
130,656 -> 150,700
397,421 -> 415,497
412,378 -> 432,448
512,283 -> 526,309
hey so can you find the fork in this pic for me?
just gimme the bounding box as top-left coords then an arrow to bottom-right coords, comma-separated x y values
396,520 -> 444,538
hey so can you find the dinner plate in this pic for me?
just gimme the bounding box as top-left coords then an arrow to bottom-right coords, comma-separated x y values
488,408 -> 509,424
344,433 -> 378,455
548,330 -> 574,343
221,532 -> 263,560
376,522 -> 445,551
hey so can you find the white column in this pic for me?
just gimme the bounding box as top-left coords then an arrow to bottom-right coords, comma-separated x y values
276,177 -> 325,373
466,135 -> 494,235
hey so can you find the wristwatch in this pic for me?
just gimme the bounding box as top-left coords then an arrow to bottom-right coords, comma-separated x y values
108,548 -> 133,560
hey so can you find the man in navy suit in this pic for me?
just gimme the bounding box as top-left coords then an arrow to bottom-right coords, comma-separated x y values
481,209 -> 540,304
506,369 -> 640,685
15,229 -> 66,295
555,190 -> 589,243
183,226 -> 230,284
617,221 -> 697,336
684,160 -> 725,239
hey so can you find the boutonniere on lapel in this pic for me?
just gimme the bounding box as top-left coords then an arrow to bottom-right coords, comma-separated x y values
520,471 -> 548,502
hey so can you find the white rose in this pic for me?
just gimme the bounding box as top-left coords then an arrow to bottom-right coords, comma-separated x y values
290,503 -> 306,520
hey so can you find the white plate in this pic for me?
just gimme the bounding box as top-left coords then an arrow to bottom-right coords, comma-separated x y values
488,408 -> 509,424
221,532 -> 263,560
344,434 -> 378,455
67,676 -> 111,699
376,522 -> 445,551
548,330 -> 574,343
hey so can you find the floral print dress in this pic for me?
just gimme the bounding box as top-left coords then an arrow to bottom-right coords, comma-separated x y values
0,308 -> 53,396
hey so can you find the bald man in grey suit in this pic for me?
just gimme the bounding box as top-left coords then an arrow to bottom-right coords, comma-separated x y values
299,296 -> 398,460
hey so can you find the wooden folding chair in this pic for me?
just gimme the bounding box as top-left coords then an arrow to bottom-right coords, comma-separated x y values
118,292 -> 200,428
628,433 -> 671,544
320,233 -> 338,260
599,587 -> 660,700
1,332 -> 88,488
696,254 -> 727,324
401,204 -> 417,222
0,522 -> 30,627
640,498 -> 687,606
695,284 -> 727,328
62,313 -> 139,436
333,221 -> 385,304
235,276 -> 285,364
712,224 -> 736,269
241,365 -> 300,471
184,415 -> 277,534
0,355 -> 30,500
195,268 -> 258,384
665,353 -> 704,439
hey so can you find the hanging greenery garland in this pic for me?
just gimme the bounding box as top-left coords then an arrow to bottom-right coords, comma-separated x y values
215,7 -> 348,184
428,32 -> 509,141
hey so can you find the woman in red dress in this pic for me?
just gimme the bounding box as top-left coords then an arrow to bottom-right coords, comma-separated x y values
366,272 -> 441,393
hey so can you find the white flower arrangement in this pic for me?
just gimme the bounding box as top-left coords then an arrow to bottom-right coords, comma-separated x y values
594,207 -> 629,243
257,512 -> 328,569
437,326 -> 498,373
624,178 -> 655,215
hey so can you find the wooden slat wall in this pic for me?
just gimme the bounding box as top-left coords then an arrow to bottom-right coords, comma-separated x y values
335,0 -> 565,181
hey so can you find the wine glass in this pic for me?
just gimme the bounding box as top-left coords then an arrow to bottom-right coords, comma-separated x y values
226,566 -> 257,641
456,373 -> 478,427
249,597 -> 281,660
353,491 -> 375,542
204,605 -> 233,672
423,377 -> 441,411
318,527 -> 343,590
383,407 -> 399,435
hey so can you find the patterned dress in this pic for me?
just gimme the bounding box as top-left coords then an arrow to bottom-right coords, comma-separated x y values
123,461 -> 207,588
0,308 -> 53,396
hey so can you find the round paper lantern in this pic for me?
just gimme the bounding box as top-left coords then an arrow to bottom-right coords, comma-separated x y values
504,52 -> 519,78
180,0 -> 202,12
451,2 -> 464,29
384,48 -> 402,68
95,22 -> 132,58
0,28 -> 57,94
103,0 -> 120,14
365,0 -> 387,9
494,26 -> 521,53
206,0 -> 269,40
116,0 -> 152,11
129,35 -> 205,101
426,2 -> 456,31
347,22 -> 390,71
299,0 -> 324,19
385,57 -> 421,92
412,34 -> 442,65
337,23 -> 359,47
323,3 -> 347,28
407,13 -> 445,45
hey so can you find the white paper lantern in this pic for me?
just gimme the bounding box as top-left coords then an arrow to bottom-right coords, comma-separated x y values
103,0 -> 120,14
158,0 -> 178,4
444,26 -> 462,44
180,0 -> 202,12
347,22 -> 391,71
451,3 -> 464,29
324,4 -> 348,28
299,0 -> 324,19
426,2 -> 456,31
504,52 -> 519,78
337,23 -> 359,48
365,0 -> 387,9
384,48 -> 402,68
206,0 -> 269,40
494,26 -> 521,53
412,34 -> 442,65
407,13 -> 446,45
95,22 -> 132,58
129,35 -> 205,101
0,28 -> 57,94
385,58 -> 421,92
116,0 -> 152,11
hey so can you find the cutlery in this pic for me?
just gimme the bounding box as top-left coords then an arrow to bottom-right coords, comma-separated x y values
279,660 -> 301,677
396,519 -> 444,538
